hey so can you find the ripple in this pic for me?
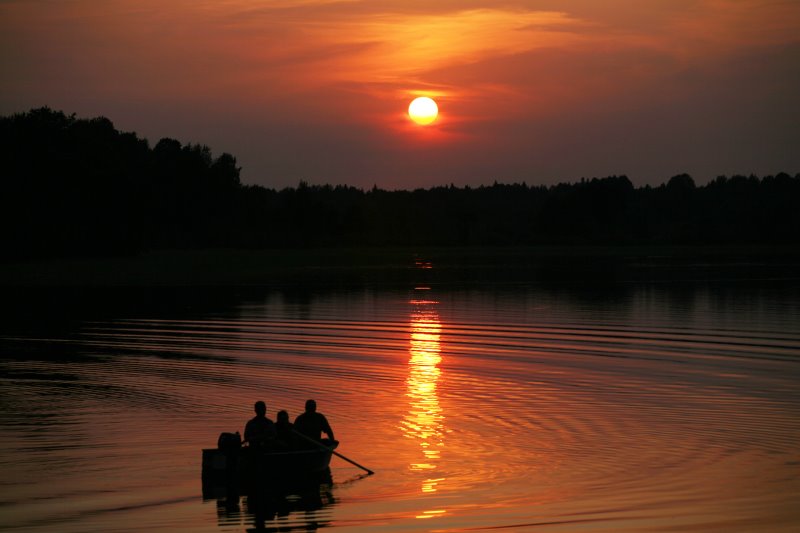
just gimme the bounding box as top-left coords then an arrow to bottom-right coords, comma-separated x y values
1,285 -> 799,531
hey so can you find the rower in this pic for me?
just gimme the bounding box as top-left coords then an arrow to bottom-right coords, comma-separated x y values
293,399 -> 336,447
274,409 -> 296,448
244,400 -> 276,447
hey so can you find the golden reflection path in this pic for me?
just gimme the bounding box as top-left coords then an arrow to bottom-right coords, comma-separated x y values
401,291 -> 446,500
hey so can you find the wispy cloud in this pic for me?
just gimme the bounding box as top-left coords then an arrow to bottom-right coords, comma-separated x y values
1,0 -> 798,188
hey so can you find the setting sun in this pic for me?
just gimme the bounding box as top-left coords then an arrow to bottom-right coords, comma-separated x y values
408,97 -> 439,125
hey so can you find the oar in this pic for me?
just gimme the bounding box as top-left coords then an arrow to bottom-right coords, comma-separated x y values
292,429 -> 374,475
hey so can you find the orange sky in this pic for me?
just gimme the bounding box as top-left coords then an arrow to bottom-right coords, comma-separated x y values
1,0 -> 798,189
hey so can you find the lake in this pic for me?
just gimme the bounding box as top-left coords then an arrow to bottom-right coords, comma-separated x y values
1,272 -> 799,531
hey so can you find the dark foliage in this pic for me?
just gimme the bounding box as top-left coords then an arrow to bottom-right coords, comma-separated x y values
2,108 -> 799,259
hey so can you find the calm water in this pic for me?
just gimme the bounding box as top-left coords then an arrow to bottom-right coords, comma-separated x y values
1,279 -> 800,532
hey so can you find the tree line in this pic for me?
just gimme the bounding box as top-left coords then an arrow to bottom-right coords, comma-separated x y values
2,107 -> 798,260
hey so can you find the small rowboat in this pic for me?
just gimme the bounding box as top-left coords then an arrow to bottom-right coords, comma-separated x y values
202,445 -> 333,486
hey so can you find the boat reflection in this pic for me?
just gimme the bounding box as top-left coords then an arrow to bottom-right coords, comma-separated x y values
401,291 -> 446,494
204,470 -> 335,531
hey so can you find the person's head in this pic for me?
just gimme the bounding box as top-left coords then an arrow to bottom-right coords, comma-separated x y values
277,410 -> 289,424
305,399 -> 317,413
254,401 -> 267,416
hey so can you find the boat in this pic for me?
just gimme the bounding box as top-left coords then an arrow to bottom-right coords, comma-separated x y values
202,443 -> 336,528
202,442 -> 334,489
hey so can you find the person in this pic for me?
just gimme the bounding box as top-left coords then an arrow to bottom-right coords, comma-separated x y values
294,399 -> 335,446
244,400 -> 276,447
274,409 -> 295,448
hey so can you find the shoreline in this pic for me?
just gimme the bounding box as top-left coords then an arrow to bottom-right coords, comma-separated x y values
2,244 -> 799,288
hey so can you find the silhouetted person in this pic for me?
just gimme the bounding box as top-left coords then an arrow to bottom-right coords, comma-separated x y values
244,400 -> 276,447
294,399 -> 335,447
275,409 -> 295,448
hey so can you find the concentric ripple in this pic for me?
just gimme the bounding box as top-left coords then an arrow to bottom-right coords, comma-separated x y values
1,284 -> 799,532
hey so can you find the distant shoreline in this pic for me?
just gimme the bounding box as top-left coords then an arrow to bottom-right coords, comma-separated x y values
2,244 -> 799,288
5,110 -> 799,262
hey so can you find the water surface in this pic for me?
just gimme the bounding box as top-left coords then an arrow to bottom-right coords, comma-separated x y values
1,281 -> 799,531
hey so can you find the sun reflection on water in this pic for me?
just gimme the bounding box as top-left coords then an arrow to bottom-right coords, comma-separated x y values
401,292 -> 446,496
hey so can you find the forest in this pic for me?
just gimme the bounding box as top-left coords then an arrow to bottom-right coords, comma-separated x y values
2,108 -> 799,260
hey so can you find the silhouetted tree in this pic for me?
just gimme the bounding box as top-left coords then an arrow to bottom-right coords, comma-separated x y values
2,107 -> 799,261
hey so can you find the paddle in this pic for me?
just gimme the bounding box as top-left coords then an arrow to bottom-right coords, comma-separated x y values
292,429 -> 374,475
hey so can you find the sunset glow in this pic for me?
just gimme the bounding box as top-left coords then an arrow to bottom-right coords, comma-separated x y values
403,297 -> 445,494
1,0 -> 798,188
1,0 -> 798,521
408,97 -> 438,126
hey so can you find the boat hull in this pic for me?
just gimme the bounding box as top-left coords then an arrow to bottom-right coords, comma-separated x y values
202,446 -> 333,487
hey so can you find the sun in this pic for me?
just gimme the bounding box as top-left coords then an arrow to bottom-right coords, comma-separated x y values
408,97 -> 439,125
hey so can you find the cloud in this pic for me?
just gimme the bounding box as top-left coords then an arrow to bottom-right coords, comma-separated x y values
1,0 -> 798,188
